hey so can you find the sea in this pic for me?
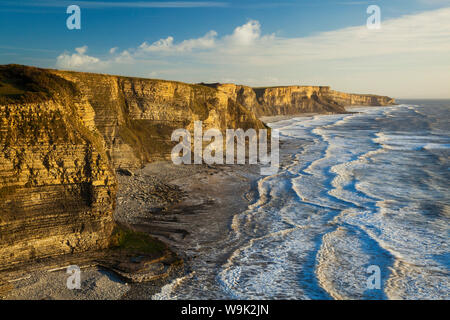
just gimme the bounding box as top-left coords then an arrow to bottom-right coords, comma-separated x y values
154,100 -> 450,300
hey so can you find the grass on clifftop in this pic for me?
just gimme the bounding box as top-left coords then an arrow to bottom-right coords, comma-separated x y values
0,64 -> 78,104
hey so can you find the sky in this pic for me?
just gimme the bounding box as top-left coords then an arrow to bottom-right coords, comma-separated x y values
0,0 -> 449,98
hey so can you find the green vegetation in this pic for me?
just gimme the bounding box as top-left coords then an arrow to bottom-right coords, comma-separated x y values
110,225 -> 166,256
0,81 -> 26,97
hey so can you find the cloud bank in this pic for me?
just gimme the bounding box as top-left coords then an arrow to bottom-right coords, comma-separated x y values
56,46 -> 104,69
56,7 -> 450,98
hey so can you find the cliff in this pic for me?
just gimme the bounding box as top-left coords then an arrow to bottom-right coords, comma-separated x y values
51,71 -> 265,171
0,65 -> 265,273
0,65 -> 117,271
203,83 -> 395,117
326,89 -> 395,106
0,64 -> 394,276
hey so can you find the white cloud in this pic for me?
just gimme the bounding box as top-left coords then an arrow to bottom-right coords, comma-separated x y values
56,46 -> 105,69
176,30 -> 217,51
139,30 -> 217,53
113,50 -> 137,64
139,36 -> 174,52
75,46 -> 87,55
225,20 -> 261,45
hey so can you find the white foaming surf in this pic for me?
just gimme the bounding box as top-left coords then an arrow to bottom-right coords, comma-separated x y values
219,103 -> 449,300
154,102 -> 449,300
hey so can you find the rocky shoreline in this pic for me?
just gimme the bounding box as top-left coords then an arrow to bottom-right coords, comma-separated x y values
118,161 -> 262,299
2,161 -> 261,299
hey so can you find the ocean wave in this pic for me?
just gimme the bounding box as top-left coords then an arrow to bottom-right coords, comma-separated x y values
218,103 -> 450,299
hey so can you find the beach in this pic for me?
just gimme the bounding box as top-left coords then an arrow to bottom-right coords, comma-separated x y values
3,161 -> 263,299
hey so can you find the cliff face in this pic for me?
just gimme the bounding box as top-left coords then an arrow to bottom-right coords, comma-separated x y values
52,71 -> 265,170
205,83 -> 395,117
0,65 -> 266,271
0,66 -> 116,270
326,89 -> 396,106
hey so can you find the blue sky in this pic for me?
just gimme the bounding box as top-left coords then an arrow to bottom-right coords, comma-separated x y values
1,0 -> 450,98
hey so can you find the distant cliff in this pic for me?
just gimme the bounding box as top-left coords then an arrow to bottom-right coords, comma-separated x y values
326,89 -> 395,107
203,83 -> 395,117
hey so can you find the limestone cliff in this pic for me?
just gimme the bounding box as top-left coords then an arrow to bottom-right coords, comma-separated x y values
0,65 -> 266,271
326,89 -> 395,106
204,83 -> 395,117
0,65 -> 116,271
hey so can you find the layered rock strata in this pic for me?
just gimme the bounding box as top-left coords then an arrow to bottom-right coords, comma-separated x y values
203,83 -> 395,117
0,65 -> 265,273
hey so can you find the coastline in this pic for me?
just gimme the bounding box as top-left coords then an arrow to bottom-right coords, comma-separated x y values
117,161 -> 262,299
3,162 -> 262,299
2,107 -> 394,299
259,109 -> 361,124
